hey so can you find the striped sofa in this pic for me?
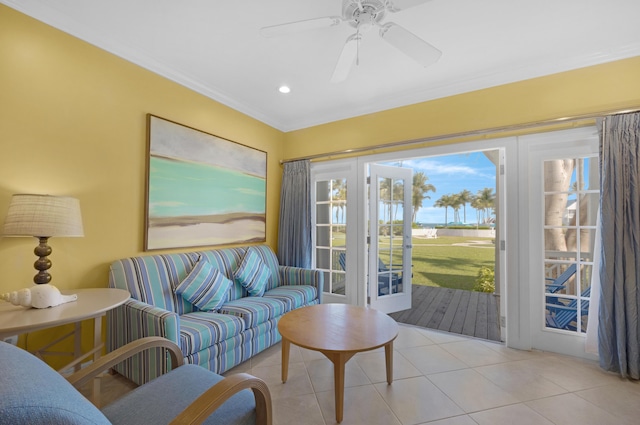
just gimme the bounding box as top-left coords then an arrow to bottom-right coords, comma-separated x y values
107,245 -> 323,385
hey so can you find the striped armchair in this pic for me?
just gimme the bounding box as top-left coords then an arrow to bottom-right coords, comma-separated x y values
107,245 -> 323,385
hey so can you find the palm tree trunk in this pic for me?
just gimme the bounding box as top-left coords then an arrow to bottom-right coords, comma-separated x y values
544,159 -> 574,253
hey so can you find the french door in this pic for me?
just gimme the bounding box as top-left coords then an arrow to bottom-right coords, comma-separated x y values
368,164 -> 413,313
523,127 -> 599,359
310,160 -> 413,312
311,160 -> 358,305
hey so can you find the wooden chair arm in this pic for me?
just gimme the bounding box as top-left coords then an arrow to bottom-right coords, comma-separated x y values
170,373 -> 272,425
67,336 -> 183,388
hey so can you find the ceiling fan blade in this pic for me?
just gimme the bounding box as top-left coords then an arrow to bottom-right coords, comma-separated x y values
260,16 -> 342,38
330,34 -> 359,83
379,22 -> 441,67
387,0 -> 432,12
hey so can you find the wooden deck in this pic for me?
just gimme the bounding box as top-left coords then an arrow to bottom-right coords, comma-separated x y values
389,285 -> 501,342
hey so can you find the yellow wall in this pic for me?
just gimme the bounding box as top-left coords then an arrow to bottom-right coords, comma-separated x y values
0,5 -> 285,361
283,56 -> 640,160
0,5 -> 284,295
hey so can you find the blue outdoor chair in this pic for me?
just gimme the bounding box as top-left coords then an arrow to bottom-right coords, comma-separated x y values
545,263 -> 577,304
377,257 -> 403,295
338,252 -> 402,296
545,286 -> 591,331
545,263 -> 577,293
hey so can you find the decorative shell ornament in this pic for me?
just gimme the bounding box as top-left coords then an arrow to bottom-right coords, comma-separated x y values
0,284 -> 77,309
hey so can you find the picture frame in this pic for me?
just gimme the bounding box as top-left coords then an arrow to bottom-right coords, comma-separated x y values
145,114 -> 267,250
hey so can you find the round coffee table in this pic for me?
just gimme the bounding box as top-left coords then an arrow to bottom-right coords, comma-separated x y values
278,303 -> 399,423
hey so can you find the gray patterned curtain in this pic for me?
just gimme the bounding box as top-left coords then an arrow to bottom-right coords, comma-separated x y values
277,160 -> 312,268
598,112 -> 640,379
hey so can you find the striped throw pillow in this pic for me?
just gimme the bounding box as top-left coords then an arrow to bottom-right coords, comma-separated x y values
175,256 -> 231,311
234,248 -> 271,297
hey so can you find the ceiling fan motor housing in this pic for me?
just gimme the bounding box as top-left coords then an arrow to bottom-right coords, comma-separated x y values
344,0 -> 387,29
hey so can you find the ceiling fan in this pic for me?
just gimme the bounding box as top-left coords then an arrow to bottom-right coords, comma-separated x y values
260,0 -> 442,83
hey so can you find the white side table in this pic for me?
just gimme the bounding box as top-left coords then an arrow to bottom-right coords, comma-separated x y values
0,287 -> 130,405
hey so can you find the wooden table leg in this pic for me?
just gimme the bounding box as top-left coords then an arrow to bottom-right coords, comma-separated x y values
74,322 -> 82,372
281,338 -> 290,383
92,316 -> 103,407
385,341 -> 394,385
323,351 -> 355,423
332,353 -> 346,423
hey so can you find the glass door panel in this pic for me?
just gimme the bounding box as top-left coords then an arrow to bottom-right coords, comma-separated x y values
369,164 -> 412,313
542,156 -> 598,334
314,179 -> 347,296
377,176 -> 405,296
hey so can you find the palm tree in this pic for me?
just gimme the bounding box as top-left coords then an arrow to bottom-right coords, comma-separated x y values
392,180 -> 404,221
412,172 -> 436,223
450,193 -> 463,223
434,194 -> 454,227
544,159 -> 574,252
332,179 -> 347,224
475,188 -> 495,224
378,177 -> 394,223
471,196 -> 483,227
458,189 -> 472,224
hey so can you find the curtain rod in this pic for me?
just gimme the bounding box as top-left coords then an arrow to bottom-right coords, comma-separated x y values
281,107 -> 640,164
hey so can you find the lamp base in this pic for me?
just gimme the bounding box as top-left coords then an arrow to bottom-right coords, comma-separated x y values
33,236 -> 52,285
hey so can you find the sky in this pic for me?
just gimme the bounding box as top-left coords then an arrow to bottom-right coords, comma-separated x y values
383,151 -> 497,225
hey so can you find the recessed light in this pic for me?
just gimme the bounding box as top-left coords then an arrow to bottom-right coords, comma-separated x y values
278,85 -> 291,94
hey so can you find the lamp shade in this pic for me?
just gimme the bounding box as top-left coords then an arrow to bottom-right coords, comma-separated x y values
3,194 -> 84,237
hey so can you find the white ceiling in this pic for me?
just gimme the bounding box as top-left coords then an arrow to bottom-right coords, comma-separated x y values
4,0 -> 640,132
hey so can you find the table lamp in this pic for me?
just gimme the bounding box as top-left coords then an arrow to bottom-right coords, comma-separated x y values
2,194 -> 84,284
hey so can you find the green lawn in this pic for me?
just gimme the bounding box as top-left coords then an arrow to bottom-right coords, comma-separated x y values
331,232 -> 495,292
410,236 -> 495,291
380,236 -> 495,291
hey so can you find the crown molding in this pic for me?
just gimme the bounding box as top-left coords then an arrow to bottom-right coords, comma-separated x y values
5,0 -> 639,133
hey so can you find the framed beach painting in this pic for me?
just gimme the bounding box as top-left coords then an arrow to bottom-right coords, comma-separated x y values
145,114 -> 267,250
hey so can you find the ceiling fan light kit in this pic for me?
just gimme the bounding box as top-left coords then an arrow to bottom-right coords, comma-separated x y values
261,0 -> 441,83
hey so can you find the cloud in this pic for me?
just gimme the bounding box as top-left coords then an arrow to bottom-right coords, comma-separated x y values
400,158 -> 494,180
381,152 -> 497,225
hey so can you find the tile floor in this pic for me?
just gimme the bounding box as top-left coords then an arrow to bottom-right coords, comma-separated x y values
97,324 -> 640,425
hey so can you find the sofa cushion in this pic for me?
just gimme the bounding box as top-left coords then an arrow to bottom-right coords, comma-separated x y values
263,285 -> 318,310
175,257 -> 231,312
233,248 -> 271,297
180,312 -> 246,356
219,297 -> 288,328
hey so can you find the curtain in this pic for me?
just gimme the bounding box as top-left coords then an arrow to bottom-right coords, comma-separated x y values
585,207 -> 601,354
597,112 -> 640,379
277,160 -> 312,268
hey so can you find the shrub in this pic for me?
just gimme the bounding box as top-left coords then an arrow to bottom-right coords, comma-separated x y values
474,266 -> 495,293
